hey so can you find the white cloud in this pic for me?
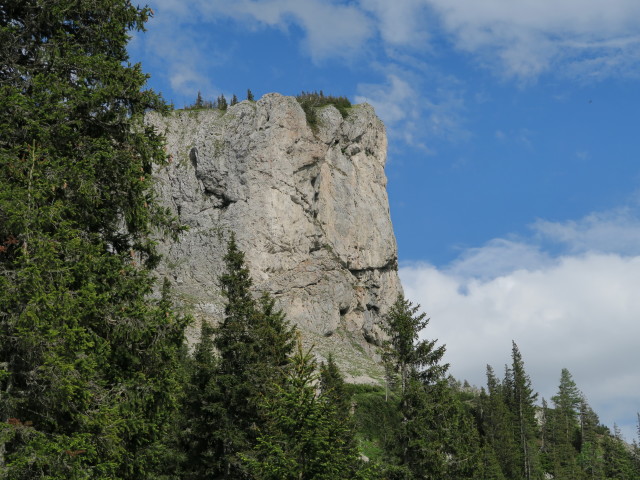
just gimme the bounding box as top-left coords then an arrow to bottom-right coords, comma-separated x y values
356,71 -> 468,150
424,0 -> 640,80
533,207 -> 640,255
189,0 -> 375,62
400,207 -> 640,440
360,0 -> 430,47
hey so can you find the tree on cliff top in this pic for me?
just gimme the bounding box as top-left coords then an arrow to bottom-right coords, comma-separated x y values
0,1 -> 186,477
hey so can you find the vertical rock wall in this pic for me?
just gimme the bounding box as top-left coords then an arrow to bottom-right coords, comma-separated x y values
148,93 -> 402,381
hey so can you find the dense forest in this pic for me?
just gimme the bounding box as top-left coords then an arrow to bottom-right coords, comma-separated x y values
1,1 -> 639,479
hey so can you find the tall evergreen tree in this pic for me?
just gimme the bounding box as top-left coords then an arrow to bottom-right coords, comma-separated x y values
207,235 -> 295,478
478,365 -> 518,478
547,368 -> 582,479
577,399 -> 605,479
506,342 -> 542,480
0,1 -> 186,478
245,342 -> 367,480
382,295 -> 480,479
382,295 -> 447,396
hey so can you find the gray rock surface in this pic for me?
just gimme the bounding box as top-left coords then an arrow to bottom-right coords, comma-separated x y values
147,93 -> 402,381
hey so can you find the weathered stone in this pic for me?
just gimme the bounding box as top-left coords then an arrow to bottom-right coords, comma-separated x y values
147,93 -> 402,381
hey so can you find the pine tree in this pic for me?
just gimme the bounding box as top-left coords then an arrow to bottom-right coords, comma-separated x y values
230,94 -> 239,106
603,425 -> 636,480
175,321 -> 221,479
320,354 -> 350,415
0,2 -> 187,478
247,89 -> 255,101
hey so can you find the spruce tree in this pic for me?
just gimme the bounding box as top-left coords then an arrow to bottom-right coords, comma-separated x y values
548,368 -> 582,479
577,399 -> 605,479
0,1 -> 186,478
217,94 -> 228,110
383,295 -> 480,479
506,342 -> 542,480
382,295 -> 447,395
244,342 -> 367,480
208,235 -> 295,478
479,365 -> 518,478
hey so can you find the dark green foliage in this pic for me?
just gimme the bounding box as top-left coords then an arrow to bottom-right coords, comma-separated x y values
205,236 -> 296,478
382,295 -> 448,395
247,89 -> 255,101
0,1 -> 187,478
185,92 -> 238,110
476,365 -> 519,477
347,384 -> 403,464
217,94 -> 228,111
378,295 -> 481,479
244,343 -> 369,480
195,90 -> 204,108
603,425 -> 637,480
319,354 -> 350,412
546,368 -> 582,479
506,342 -> 542,480
296,90 -> 352,129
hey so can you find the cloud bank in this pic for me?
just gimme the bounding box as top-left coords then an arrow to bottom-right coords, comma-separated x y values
400,208 -> 640,441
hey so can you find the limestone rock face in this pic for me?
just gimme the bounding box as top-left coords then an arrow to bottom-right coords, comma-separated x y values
147,93 -> 402,380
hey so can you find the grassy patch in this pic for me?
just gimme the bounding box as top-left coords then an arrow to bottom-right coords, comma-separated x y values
296,91 -> 352,130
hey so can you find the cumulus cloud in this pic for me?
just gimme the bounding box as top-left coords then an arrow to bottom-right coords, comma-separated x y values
400,207 -> 640,440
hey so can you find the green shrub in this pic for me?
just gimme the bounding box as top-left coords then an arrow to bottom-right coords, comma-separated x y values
296,91 -> 352,129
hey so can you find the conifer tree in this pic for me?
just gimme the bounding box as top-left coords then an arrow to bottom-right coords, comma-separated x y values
208,235 -> 295,478
244,342 -> 367,480
320,354 -> 351,415
479,365 -> 518,477
217,94 -> 228,110
0,2 -> 186,478
230,94 -> 239,106
577,399 -> 605,479
505,342 -> 541,480
383,295 -> 480,479
603,425 -> 637,480
247,89 -> 255,101
547,368 -> 582,479
382,295 -> 447,395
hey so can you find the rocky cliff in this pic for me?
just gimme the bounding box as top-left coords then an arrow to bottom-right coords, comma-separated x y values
147,93 -> 402,381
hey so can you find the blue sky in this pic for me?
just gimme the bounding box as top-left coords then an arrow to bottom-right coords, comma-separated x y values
129,0 -> 640,440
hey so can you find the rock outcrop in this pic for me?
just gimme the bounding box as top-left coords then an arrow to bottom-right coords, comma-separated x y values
147,93 -> 402,381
